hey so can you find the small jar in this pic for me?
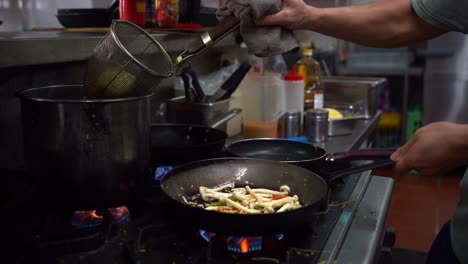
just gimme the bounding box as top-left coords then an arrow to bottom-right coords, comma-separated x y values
278,111 -> 302,138
305,109 -> 328,142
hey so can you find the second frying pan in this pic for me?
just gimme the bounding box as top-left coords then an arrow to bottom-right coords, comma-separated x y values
151,109 -> 241,165
226,138 -> 395,181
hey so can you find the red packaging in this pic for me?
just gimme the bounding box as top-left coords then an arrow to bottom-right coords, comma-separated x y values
119,0 -> 133,21
133,0 -> 147,26
156,0 -> 179,28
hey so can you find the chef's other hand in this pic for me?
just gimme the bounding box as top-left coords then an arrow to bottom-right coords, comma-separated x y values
255,0 -> 312,30
390,122 -> 468,177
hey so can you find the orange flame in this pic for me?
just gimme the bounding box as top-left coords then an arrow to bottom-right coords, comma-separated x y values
77,210 -> 102,222
239,238 -> 249,254
108,206 -> 129,220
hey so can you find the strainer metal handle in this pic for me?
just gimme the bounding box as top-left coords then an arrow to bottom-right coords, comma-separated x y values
176,16 -> 241,70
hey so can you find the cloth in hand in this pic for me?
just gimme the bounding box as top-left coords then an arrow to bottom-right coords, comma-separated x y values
217,0 -> 299,57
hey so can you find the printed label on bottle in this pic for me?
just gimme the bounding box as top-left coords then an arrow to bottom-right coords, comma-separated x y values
314,92 -> 323,109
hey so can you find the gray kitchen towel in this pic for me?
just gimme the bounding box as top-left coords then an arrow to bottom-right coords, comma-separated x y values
217,0 -> 299,57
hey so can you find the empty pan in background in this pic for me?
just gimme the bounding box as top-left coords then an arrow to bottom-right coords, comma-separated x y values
56,13 -> 111,28
151,108 -> 241,165
151,124 -> 227,164
56,1 -> 118,28
226,138 -> 395,181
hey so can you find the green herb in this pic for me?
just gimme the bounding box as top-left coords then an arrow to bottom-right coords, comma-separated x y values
254,205 -> 264,210
228,196 -> 241,202
207,201 -> 227,207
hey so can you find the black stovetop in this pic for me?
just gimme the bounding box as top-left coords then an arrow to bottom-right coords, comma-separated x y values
3,159 -> 361,264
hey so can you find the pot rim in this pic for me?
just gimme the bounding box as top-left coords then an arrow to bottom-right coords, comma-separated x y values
17,85 -> 153,103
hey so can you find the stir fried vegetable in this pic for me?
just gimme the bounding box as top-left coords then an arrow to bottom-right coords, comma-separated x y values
184,183 -> 302,214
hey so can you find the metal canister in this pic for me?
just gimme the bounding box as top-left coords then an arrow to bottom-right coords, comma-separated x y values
278,111 -> 302,138
305,109 -> 329,142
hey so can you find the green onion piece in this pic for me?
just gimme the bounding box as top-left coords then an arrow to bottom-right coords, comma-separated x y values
228,196 -> 241,202
207,201 -> 227,207
254,205 -> 263,210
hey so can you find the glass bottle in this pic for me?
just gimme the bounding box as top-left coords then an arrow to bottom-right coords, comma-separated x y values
298,48 -> 324,110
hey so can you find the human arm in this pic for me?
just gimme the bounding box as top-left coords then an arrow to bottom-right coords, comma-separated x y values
390,122 -> 468,177
256,0 -> 447,48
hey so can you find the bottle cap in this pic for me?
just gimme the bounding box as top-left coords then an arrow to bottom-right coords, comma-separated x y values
303,48 -> 313,56
284,65 -> 303,81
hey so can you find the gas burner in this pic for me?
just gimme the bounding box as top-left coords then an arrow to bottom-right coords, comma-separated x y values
199,229 -> 285,254
154,165 -> 174,181
71,210 -> 103,228
108,206 -> 130,223
71,206 -> 130,228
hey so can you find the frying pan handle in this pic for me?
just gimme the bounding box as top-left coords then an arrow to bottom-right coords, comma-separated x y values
331,148 -> 397,163
208,108 -> 242,129
329,159 -> 396,183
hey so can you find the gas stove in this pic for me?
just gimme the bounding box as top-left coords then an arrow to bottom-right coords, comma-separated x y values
4,161 -> 365,264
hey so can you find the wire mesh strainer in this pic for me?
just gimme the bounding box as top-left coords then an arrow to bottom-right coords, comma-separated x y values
84,18 -> 240,98
84,20 -> 173,98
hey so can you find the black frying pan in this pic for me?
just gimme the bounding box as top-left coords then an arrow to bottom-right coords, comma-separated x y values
151,124 -> 226,164
151,109 -> 241,164
227,138 -> 395,182
160,157 -> 395,235
56,0 -> 118,28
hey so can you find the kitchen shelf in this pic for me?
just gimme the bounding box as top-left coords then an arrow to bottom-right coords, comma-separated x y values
0,29 -> 239,68
337,65 -> 423,144
337,66 -> 423,76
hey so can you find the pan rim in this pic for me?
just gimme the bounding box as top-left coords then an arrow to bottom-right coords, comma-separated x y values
226,138 -> 328,163
159,157 -> 328,217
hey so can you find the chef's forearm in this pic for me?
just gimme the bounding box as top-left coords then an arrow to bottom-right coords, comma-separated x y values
305,0 -> 446,48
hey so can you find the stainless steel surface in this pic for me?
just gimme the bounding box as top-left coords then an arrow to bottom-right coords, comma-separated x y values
0,30 -> 238,68
163,96 -> 232,132
18,85 -> 152,210
335,176 -> 394,264
323,110 -> 382,153
323,76 -> 387,118
423,32 -> 468,124
206,108 -> 242,129
318,169 -> 372,263
328,116 -> 366,136
278,111 -> 302,138
337,66 -> 423,76
305,109 -> 329,142
317,111 -> 386,263
84,20 -> 173,98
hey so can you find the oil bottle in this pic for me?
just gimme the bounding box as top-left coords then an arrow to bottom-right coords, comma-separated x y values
298,48 -> 324,110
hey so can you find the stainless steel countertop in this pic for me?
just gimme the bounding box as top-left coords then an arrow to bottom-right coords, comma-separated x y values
0,30 -> 238,68
336,176 -> 394,264
322,110 -> 381,153
316,110 -> 393,264
319,173 -> 394,264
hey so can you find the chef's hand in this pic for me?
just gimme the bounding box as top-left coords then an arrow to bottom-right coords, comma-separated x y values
255,0 -> 313,30
390,122 -> 468,177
